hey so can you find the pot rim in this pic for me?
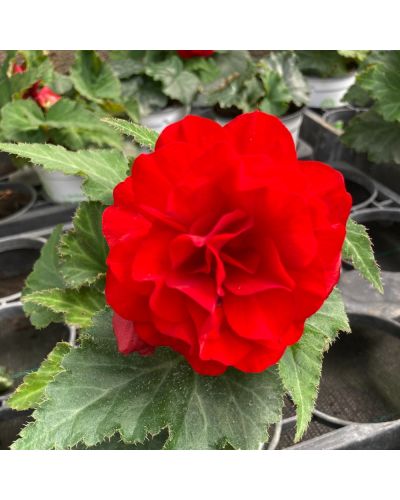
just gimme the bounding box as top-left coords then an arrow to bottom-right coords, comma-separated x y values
0,182 -> 37,226
332,163 -> 378,210
314,313 -> 400,427
305,71 -> 357,83
0,237 -> 45,304
280,106 -> 304,121
352,207 -> 400,224
141,103 -> 189,120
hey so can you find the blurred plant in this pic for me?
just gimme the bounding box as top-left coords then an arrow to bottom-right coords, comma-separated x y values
107,50 -> 245,119
0,51 -> 121,151
197,51 -> 308,117
296,50 -> 369,78
0,366 -> 13,394
342,51 -> 400,164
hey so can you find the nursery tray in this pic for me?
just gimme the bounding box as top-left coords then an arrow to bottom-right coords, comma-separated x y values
300,108 -> 400,194
0,190 -> 76,240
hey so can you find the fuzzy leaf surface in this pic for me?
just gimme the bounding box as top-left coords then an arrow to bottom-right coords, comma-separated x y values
279,288 -> 350,441
146,56 -> 199,105
102,117 -> 158,148
0,143 -> 129,204
59,202 -> 108,287
22,226 -> 65,328
13,310 -> 283,450
70,51 -> 121,104
23,287 -> 106,328
342,108 -> 400,164
343,218 -> 383,293
8,343 -> 71,411
367,51 -> 400,121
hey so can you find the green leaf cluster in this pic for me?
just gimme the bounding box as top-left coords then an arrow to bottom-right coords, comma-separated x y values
342,51 -> 400,165
109,50 -> 250,118
18,202 -> 109,330
198,51 -> 308,117
0,50 -> 122,150
296,50 -> 368,78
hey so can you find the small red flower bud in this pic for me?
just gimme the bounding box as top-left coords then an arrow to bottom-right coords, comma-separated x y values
177,50 -> 215,59
12,62 -> 26,74
31,85 -> 61,109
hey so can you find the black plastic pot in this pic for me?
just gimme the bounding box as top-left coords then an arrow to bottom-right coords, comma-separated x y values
0,303 -> 71,449
331,162 -> 378,211
0,408 -> 32,450
315,314 -> 400,425
0,153 -> 18,181
0,182 -> 37,225
0,237 -> 44,304
0,303 -> 70,398
300,109 -> 400,194
269,313 -> 400,450
352,208 -> 400,272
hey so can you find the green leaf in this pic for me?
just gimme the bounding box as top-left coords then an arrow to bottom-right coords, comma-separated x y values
77,429 -> 169,449
8,343 -> 71,411
342,108 -> 400,164
0,99 -> 44,134
45,98 -> 122,150
109,58 -> 145,80
296,50 -> 350,78
50,72 -> 73,94
102,117 -> 158,148
279,288 -> 350,441
265,52 -> 309,107
367,51 -> 400,122
23,287 -> 106,328
196,51 -> 252,108
0,51 -> 15,107
342,218 -> 383,293
70,50 -> 121,104
22,226 -> 65,328
13,309 -> 283,450
0,143 -> 129,204
337,50 -> 369,62
184,57 -> 220,84
59,202 -> 108,287
146,55 -> 199,106
0,366 -> 13,394
121,76 -> 168,117
9,59 -> 54,98
257,62 -> 292,117
0,97 -> 121,150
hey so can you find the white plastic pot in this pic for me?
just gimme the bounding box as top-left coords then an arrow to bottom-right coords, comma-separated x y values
140,104 -> 188,133
280,109 -> 303,145
306,73 -> 356,109
35,168 -> 85,204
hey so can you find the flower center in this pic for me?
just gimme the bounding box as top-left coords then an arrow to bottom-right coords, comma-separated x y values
169,209 -> 254,297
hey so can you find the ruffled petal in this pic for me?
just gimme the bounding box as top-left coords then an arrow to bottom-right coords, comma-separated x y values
224,110 -> 297,162
156,115 -> 223,150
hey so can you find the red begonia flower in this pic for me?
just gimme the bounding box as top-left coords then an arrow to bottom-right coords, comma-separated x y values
29,85 -> 61,109
103,111 -> 352,375
12,63 -> 26,74
177,50 -> 215,58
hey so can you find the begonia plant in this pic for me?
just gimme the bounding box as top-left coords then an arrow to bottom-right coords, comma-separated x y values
0,110 -> 382,450
342,50 -> 400,165
0,50 -> 121,151
107,50 -> 249,120
196,51 -> 308,118
296,50 -> 370,78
